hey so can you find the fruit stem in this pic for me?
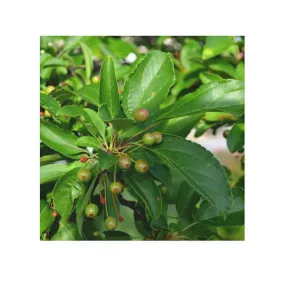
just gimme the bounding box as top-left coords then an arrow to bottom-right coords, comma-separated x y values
122,123 -> 158,145
125,145 -> 143,154
114,163 -> 117,182
111,193 -> 121,219
102,175 -> 109,217
179,221 -> 199,232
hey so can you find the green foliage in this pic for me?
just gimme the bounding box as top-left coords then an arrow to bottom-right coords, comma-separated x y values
40,36 -> 245,241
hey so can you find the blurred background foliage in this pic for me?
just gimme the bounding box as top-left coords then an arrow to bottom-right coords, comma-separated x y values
40,36 -> 245,240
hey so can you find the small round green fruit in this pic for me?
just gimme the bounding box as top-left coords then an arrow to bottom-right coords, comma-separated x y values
118,155 -> 132,170
152,131 -> 163,144
109,181 -> 123,194
84,203 -> 99,218
77,169 -> 91,182
142,133 -> 155,146
105,216 -> 118,231
135,159 -> 149,173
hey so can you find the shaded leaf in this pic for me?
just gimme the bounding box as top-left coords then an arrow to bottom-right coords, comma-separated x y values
76,84 -> 100,106
123,169 -> 162,220
100,56 -> 120,118
227,123 -> 244,153
98,149 -> 118,170
40,200 -> 54,235
193,187 -> 244,226
148,135 -> 231,211
56,105 -> 83,117
51,222 -> 81,241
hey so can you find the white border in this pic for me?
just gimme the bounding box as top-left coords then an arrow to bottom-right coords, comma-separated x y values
1,0 -> 285,284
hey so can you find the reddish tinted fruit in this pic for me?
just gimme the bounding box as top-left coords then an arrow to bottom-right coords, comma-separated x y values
152,131 -> 163,144
77,168 -> 91,182
223,130 -> 230,138
134,108 -> 149,122
142,133 -> 155,146
105,216 -> 118,231
52,210 -> 57,217
80,156 -> 89,163
119,216 -> 124,222
100,196 -> 106,204
109,182 -> 123,194
84,203 -> 99,218
40,112 -> 45,117
135,159 -> 149,173
118,155 -> 132,170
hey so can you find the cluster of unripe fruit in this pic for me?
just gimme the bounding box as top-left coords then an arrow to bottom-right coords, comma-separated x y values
84,202 -> 118,231
74,108 -> 165,232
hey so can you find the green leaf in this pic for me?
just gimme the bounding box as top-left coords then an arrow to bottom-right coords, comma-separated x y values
40,200 -> 54,235
202,36 -> 234,60
98,149 -> 118,170
122,51 -> 175,119
40,164 -> 69,184
227,123 -> 244,153
107,118 -> 133,130
40,161 -> 86,184
98,104 -> 112,121
123,169 -> 162,220
76,136 -> 101,149
99,56 -> 120,118
180,39 -> 203,71
199,71 -> 223,84
44,57 -> 67,68
83,108 -> 106,140
76,84 -> 100,106
51,222 -> 81,241
209,60 -> 236,78
193,187 -> 244,226
40,53 -> 52,70
158,114 -> 202,137
56,105 -> 83,117
176,182 -> 200,218
76,166 -> 99,236
154,80 -> 244,122
235,62 -> 244,81
63,36 -> 83,52
40,93 -> 61,117
103,231 -> 131,241
80,42 -> 93,80
40,121 -> 85,157
49,86 -> 76,103
52,168 -> 86,221
148,135 -> 231,211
